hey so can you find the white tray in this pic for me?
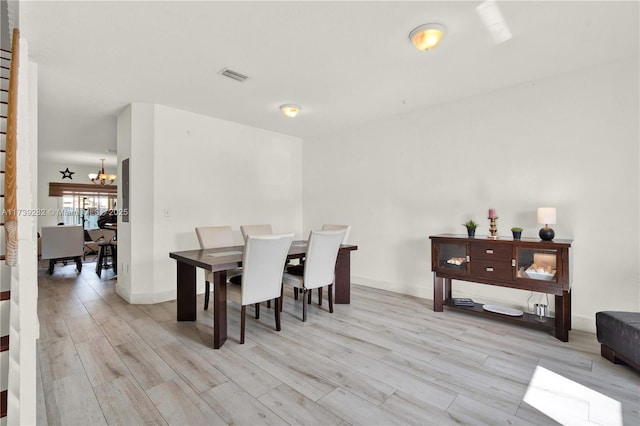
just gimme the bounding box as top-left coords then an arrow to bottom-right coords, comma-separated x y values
482,304 -> 523,317
525,270 -> 555,281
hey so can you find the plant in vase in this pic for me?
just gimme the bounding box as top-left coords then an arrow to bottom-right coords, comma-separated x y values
463,220 -> 478,238
511,227 -> 523,240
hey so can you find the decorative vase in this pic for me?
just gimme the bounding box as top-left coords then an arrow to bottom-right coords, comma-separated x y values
466,228 -> 476,238
512,231 -> 522,240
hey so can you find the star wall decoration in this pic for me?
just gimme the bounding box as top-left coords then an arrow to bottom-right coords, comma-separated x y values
60,167 -> 75,179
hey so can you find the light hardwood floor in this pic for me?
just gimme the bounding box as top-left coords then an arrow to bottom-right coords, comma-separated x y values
37,262 -> 639,425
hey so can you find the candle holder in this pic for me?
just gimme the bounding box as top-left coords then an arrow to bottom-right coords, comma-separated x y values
488,217 -> 498,239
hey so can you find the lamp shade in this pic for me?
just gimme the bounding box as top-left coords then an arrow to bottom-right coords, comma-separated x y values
409,23 -> 446,51
537,207 -> 557,225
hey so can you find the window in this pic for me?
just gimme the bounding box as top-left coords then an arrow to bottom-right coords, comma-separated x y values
49,182 -> 117,229
60,194 -> 116,229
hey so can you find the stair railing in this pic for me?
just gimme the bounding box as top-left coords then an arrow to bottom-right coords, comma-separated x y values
4,28 -> 19,267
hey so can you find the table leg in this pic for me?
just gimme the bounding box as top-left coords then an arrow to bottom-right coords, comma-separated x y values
444,278 -> 452,301
434,276 -> 444,312
334,250 -> 351,304
567,290 -> 572,330
554,291 -> 570,342
176,261 -> 196,321
213,270 -> 228,349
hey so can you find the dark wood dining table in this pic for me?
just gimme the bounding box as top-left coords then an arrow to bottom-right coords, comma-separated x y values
169,241 -> 358,349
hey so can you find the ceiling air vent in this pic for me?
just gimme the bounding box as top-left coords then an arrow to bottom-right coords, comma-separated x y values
219,68 -> 249,82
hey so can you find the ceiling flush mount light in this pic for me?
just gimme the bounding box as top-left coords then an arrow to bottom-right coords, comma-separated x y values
409,23 -> 446,51
280,104 -> 301,118
89,158 -> 116,185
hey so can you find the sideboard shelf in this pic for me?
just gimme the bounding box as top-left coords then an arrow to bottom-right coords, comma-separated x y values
443,298 -> 554,332
430,234 -> 573,341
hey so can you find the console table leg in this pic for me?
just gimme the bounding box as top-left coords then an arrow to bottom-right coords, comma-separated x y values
434,276 -> 444,312
567,290 -> 572,330
555,291 -> 570,342
444,278 -> 452,301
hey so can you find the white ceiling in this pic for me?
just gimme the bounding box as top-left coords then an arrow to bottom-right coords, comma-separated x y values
18,1 -> 640,168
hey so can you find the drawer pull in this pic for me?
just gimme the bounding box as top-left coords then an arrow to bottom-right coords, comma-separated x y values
486,267 -> 494,272
486,249 -> 494,254
512,259 -> 516,267
466,255 -> 470,262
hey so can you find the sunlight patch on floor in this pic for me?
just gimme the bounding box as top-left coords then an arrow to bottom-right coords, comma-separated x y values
524,366 -> 622,425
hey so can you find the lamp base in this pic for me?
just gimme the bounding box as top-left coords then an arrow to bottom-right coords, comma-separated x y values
539,227 -> 555,241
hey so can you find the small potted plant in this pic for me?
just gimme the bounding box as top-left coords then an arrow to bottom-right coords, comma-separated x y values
463,220 -> 478,238
511,227 -> 523,240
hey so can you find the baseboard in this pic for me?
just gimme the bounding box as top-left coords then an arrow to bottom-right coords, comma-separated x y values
572,314 -> 596,334
115,286 -> 175,304
352,275 -> 431,300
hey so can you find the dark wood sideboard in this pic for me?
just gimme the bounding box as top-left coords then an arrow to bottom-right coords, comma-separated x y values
430,234 -> 573,341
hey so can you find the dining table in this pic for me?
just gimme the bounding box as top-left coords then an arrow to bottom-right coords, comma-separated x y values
169,240 -> 358,349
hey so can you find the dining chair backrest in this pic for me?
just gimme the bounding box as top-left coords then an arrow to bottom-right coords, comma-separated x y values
41,225 -> 84,259
303,229 -> 346,291
321,224 -> 351,244
195,226 -> 235,249
240,224 -> 273,242
241,233 -> 294,306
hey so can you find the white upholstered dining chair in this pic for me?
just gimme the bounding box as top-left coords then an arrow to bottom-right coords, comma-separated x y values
195,226 -> 241,310
288,224 -> 352,303
321,224 -> 352,244
240,224 -> 273,241
282,229 -> 346,322
227,233 -> 294,344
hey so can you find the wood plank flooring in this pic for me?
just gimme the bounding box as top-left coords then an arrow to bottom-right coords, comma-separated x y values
37,262 -> 640,425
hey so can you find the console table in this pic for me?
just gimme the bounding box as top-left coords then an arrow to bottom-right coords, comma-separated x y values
430,234 -> 573,341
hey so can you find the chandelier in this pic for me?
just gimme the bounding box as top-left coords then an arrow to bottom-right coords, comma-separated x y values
88,158 -> 116,185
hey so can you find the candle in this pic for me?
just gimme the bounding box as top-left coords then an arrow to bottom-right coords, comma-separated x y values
488,208 -> 497,219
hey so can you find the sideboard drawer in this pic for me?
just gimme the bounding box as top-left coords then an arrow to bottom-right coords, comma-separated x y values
470,259 -> 512,280
470,243 -> 511,261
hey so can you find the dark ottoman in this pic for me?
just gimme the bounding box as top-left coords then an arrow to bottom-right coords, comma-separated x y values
596,311 -> 640,372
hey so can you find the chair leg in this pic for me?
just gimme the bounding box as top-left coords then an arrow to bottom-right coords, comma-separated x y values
96,246 -> 104,276
255,303 -> 260,319
204,281 -> 210,310
307,289 -> 312,304
274,298 -> 281,331
302,289 -> 308,322
328,284 -> 333,313
279,284 -> 284,312
267,300 -> 271,309
294,288 -> 298,300
318,287 -> 322,306
240,305 -> 246,344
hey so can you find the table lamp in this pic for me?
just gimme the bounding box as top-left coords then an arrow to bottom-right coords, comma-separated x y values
537,207 -> 556,241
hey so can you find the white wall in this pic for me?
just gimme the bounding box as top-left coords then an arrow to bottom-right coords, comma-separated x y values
36,161 -> 118,229
117,104 -> 303,303
302,57 -> 639,333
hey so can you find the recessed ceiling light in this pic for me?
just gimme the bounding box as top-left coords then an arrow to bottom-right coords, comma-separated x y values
280,104 -> 301,118
409,23 -> 446,51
